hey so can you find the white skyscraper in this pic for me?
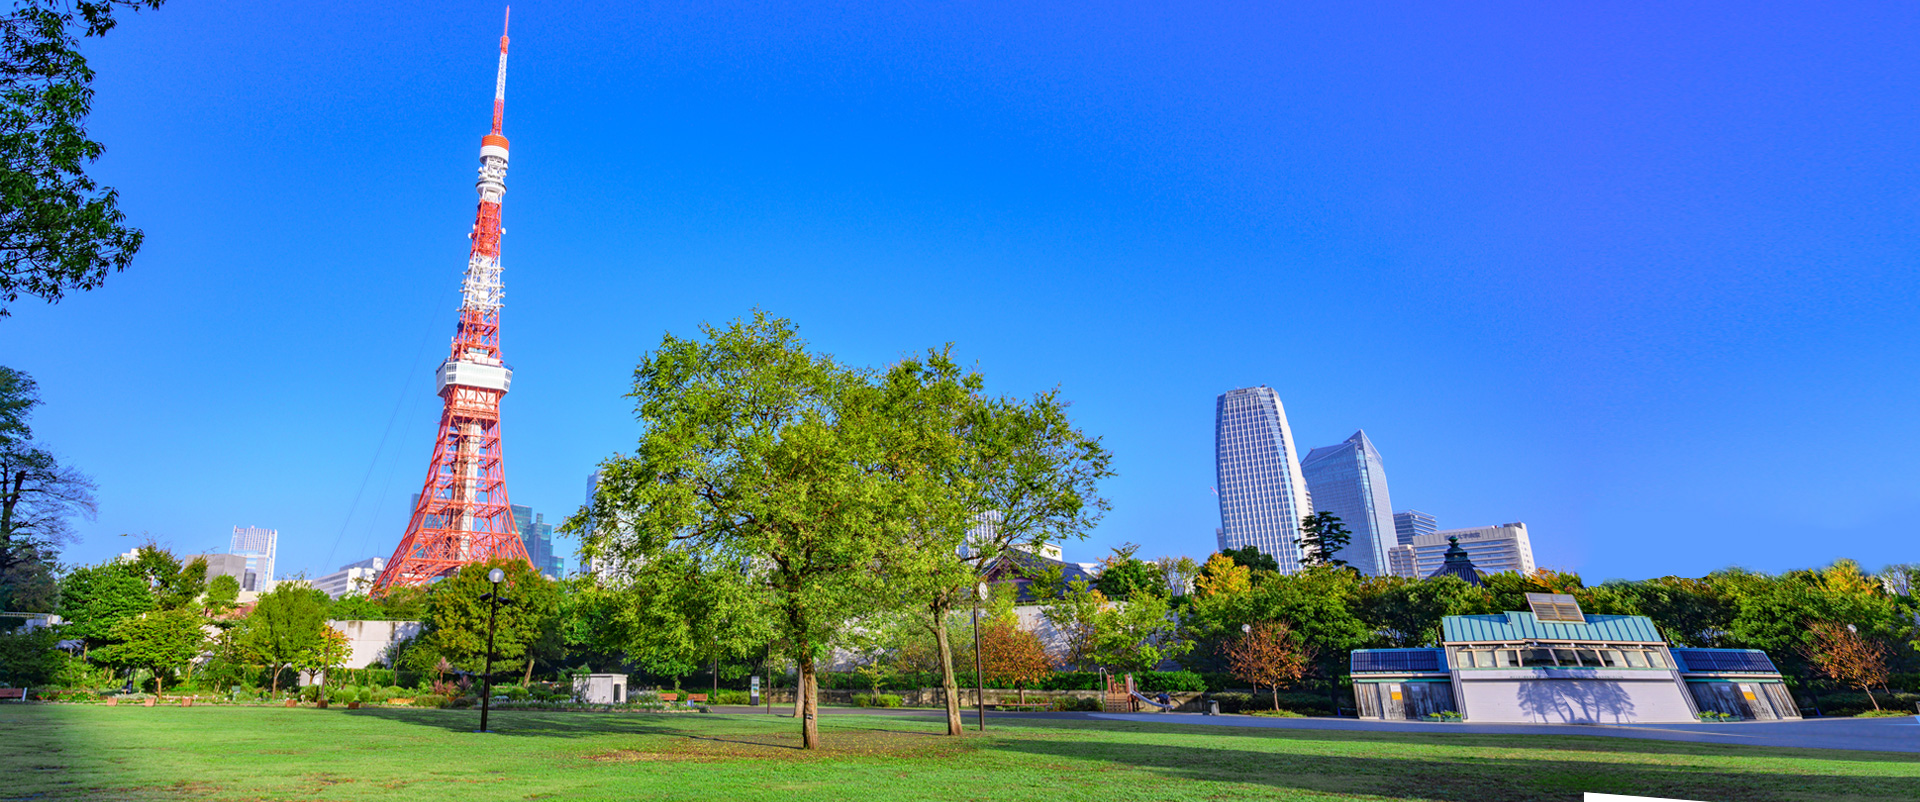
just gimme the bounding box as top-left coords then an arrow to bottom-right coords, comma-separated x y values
230,525 -> 278,592
1214,386 -> 1315,572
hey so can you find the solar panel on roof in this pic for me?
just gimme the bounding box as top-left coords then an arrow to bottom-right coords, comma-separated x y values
1349,650 -> 1444,673
1672,649 -> 1777,673
1525,592 -> 1585,623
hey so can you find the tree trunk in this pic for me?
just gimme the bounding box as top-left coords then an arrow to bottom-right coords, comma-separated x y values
799,659 -> 820,749
932,601 -> 962,735
270,665 -> 280,696
791,675 -> 803,718
523,657 -> 534,687
1271,683 -> 1279,712
1862,683 -> 1881,711
154,671 -> 164,697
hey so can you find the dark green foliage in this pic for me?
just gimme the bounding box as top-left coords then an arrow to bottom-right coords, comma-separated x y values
327,593 -> 384,621
422,560 -> 560,675
1094,555 -> 1160,601
235,582 -> 330,693
0,625 -> 61,684
1294,512 -> 1351,568
94,607 -> 202,693
1219,546 -> 1278,574
55,560 -> 150,651
0,1 -> 164,316
1206,690 -> 1335,716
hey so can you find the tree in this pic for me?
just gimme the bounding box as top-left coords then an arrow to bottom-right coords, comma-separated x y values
1222,621 -> 1315,710
0,1 -> 165,316
1095,546 -> 1160,601
298,627 -> 351,700
97,607 -> 203,695
1219,546 -> 1278,574
122,544 -> 205,610
201,573 -> 239,618
883,350 -> 1113,736
1801,622 -> 1892,711
0,368 -> 96,579
977,619 -> 1053,704
1294,512 -> 1351,568
1039,577 -> 1106,670
572,313 -> 952,749
1154,555 -> 1201,598
1353,574 -> 1492,648
236,582 -> 329,694
0,625 -> 62,685
1192,553 -> 1252,600
1089,590 -> 1190,672
326,593 -> 383,622
55,559 -> 150,656
422,560 -> 561,678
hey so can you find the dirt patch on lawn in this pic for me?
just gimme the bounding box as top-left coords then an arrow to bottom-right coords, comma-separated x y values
588,729 -> 985,763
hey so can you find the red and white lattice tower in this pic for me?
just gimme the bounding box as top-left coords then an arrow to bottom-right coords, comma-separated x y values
374,10 -> 532,592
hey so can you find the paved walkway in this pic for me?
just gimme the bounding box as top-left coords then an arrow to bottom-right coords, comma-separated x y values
710,706 -> 1920,754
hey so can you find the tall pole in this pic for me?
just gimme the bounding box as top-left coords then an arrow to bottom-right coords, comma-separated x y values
973,584 -> 985,731
479,570 -> 503,732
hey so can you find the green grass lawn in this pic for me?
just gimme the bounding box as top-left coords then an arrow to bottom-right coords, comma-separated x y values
6,704 -> 1918,801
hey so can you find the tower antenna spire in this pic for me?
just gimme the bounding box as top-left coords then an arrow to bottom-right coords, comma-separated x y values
492,7 -> 510,135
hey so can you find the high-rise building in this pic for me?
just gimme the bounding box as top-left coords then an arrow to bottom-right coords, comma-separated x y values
1300,430 -> 1395,576
1408,523 -> 1535,577
1214,386 -> 1315,572
1394,510 -> 1437,546
1386,544 -> 1418,578
230,525 -> 278,592
314,557 -> 386,599
511,504 -> 563,580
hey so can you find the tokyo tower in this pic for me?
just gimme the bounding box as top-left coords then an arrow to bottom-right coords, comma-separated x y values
373,10 -> 532,592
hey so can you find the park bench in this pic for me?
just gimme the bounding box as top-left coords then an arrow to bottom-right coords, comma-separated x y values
686,693 -> 708,704
659,692 -> 678,702
0,688 -> 26,702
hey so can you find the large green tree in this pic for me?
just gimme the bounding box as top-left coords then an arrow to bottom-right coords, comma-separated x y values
54,559 -> 149,656
423,560 -> 560,679
1,0 -> 163,316
1294,512 -> 1352,569
236,582 -> 329,694
574,313 -> 960,749
96,607 -> 202,694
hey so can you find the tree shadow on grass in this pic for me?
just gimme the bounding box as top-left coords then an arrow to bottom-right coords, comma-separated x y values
984,714 -> 1920,764
984,734 -> 1920,802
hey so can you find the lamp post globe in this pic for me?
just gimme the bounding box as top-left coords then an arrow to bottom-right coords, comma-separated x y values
1242,623 -> 1252,634
488,568 -> 506,584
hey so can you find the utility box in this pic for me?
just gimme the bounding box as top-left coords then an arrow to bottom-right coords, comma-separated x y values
573,674 -> 628,704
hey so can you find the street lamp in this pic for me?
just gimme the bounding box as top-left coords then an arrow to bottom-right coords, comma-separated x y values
478,567 -> 511,734
973,581 -> 988,732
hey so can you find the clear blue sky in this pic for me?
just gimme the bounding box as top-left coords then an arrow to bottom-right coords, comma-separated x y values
7,1 -> 1917,582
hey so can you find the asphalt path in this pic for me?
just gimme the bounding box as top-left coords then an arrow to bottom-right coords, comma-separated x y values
709,706 -> 1920,754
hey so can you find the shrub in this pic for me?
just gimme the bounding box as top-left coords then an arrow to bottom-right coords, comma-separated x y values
1136,671 -> 1206,693
1813,690 -> 1920,718
852,693 -> 903,708
1208,691 -> 1332,716
411,694 -> 450,708
1049,695 -> 1102,712
709,689 -> 751,705
496,684 -> 529,700
299,685 -> 323,702
332,688 -> 360,704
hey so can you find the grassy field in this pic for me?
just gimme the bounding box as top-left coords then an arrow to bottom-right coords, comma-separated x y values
6,704 -> 1919,801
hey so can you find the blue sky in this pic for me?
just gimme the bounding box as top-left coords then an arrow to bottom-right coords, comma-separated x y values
6,1 -> 1917,582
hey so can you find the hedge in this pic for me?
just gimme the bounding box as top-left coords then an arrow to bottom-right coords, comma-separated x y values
812,670 -> 1203,692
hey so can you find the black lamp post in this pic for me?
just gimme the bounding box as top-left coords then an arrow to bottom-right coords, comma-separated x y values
478,567 -> 511,733
973,581 -> 987,731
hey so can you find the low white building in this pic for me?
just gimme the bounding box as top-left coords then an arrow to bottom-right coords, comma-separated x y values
314,557 -> 385,599
573,673 -> 629,704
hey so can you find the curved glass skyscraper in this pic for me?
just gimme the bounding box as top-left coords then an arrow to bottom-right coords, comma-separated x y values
1214,386 -> 1314,572
1300,430 -> 1396,576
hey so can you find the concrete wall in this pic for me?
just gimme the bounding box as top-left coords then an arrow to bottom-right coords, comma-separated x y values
1456,669 -> 1696,723
326,620 -> 423,670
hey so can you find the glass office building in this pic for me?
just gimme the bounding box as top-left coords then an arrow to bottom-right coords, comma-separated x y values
511,504 -> 564,580
1214,386 -> 1314,572
1393,510 -> 1436,546
1300,430 -> 1395,576
229,525 -> 278,592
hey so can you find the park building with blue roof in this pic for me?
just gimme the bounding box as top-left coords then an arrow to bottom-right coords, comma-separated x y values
1351,593 -> 1798,723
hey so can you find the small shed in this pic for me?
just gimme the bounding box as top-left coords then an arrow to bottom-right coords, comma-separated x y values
573,674 -> 628,704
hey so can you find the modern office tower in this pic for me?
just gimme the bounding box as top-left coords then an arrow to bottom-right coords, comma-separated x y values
1393,510 -> 1436,546
1214,386 -> 1315,572
230,525 -> 278,592
1386,544 -> 1418,578
1408,523 -> 1535,577
314,557 -> 386,599
1300,430 -> 1395,576
581,469 -> 631,583
511,504 -> 561,580
188,553 -> 251,586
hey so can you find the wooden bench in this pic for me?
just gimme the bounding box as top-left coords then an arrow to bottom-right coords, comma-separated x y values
659,693 -> 678,702
686,693 -> 708,704
0,688 -> 26,702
